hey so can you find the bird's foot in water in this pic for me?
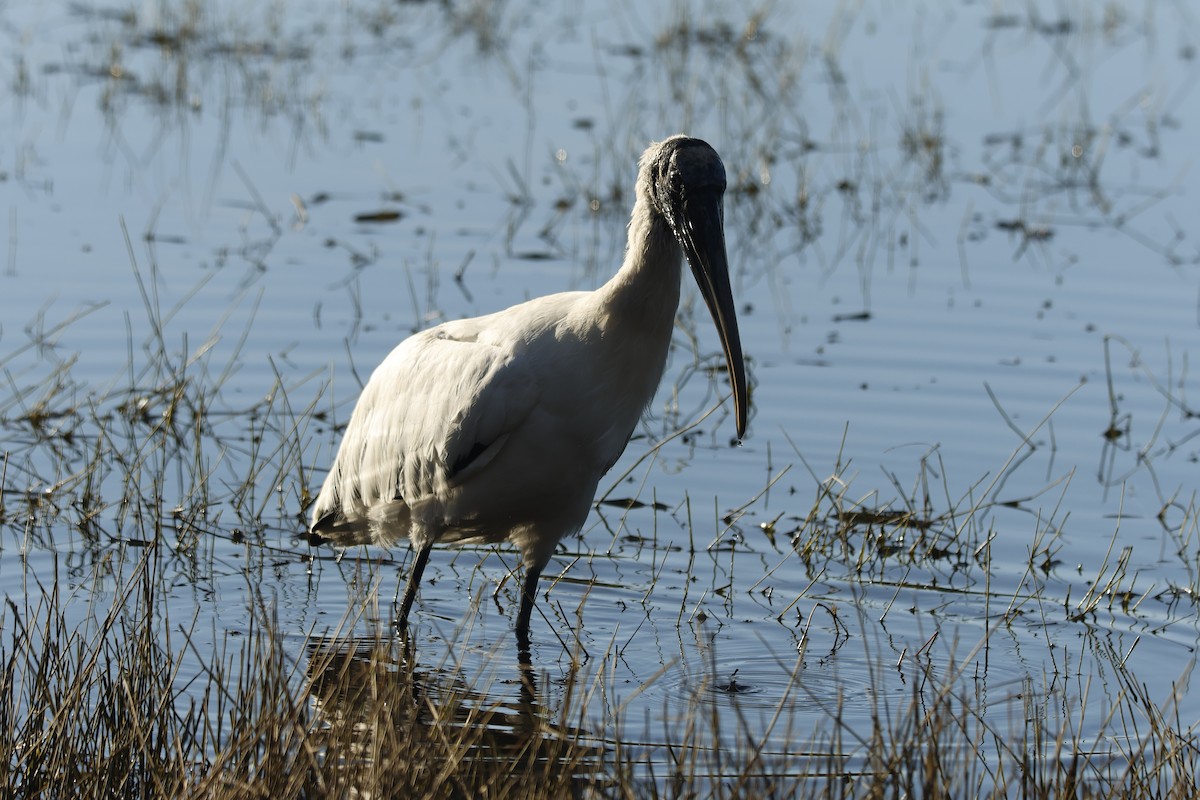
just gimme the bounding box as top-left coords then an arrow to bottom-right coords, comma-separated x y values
517,631 -> 533,665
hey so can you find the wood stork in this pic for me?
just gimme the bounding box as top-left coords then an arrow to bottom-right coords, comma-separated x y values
308,135 -> 748,656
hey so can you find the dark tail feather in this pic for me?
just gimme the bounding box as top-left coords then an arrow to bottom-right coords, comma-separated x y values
308,511 -> 374,548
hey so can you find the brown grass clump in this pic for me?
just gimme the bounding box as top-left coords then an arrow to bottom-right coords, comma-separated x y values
1,536 -> 1198,798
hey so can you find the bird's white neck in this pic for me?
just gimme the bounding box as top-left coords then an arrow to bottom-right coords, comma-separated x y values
594,194 -> 682,339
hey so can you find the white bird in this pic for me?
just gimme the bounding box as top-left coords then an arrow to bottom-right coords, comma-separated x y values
309,135 -> 748,656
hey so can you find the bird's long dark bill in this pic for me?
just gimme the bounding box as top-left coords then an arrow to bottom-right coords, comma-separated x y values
674,191 -> 749,439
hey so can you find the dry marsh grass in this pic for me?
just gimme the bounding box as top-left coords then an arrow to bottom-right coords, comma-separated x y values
3,542 -> 1198,798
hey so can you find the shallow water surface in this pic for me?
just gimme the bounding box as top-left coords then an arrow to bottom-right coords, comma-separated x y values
2,0 -> 1200,786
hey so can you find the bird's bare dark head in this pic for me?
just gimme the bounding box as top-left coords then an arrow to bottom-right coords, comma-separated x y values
638,135 -> 748,440
641,135 -> 726,217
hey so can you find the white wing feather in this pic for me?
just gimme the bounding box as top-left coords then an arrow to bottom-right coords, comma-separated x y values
310,319 -> 540,545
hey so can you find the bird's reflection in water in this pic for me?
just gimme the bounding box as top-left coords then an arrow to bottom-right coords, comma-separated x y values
303,633 -> 607,794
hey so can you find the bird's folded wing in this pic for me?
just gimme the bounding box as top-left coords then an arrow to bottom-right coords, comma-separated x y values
318,329 -> 541,524
433,338 -> 541,486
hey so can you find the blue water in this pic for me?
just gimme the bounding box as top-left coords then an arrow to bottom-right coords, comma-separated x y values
2,0 -> 1199,772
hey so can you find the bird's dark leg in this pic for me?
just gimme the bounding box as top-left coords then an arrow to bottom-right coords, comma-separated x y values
515,561 -> 545,663
396,542 -> 432,630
